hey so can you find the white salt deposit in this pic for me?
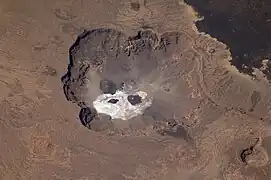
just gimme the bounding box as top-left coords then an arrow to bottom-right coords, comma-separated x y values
93,90 -> 152,120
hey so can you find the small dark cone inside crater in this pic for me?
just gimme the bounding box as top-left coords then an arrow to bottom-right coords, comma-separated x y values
79,107 -> 96,127
100,79 -> 117,94
127,95 -> 142,105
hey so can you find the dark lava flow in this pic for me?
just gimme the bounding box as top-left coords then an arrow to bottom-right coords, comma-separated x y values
184,0 -> 271,79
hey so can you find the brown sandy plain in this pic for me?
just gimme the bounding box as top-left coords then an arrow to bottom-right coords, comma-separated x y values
1,0 -> 271,179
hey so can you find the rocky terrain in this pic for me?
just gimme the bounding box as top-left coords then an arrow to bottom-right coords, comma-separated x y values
1,0 -> 271,179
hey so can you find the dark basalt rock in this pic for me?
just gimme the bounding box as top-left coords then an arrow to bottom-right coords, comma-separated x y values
184,0 -> 271,80
127,95 -> 142,105
79,107 -> 96,127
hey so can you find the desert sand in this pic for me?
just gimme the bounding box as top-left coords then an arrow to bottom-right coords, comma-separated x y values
1,0 -> 271,179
